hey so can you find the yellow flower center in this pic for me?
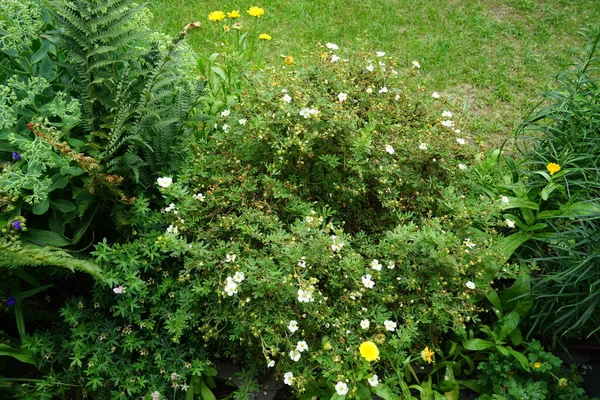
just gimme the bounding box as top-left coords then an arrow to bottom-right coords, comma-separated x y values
359,341 -> 379,362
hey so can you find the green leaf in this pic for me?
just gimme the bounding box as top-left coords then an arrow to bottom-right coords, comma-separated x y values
330,394 -> 346,400
50,199 -> 76,213
498,311 -> 520,341
21,229 -> 71,247
199,379 -> 216,400
463,339 -> 495,351
0,344 -> 35,364
16,284 -> 53,301
498,231 -> 530,261
503,197 -> 539,210
486,290 -> 503,315
507,348 -> 530,371
541,182 -> 560,201
372,384 -> 399,400
32,199 -> 50,215
30,39 -> 50,64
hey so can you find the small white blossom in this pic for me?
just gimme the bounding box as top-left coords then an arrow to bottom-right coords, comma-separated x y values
288,320 -> 299,333
361,274 -> 375,289
166,225 -> 178,235
233,272 -> 245,283
289,349 -> 301,362
157,177 -> 172,188
338,92 -> 348,102
412,60 -> 421,69
193,193 -> 205,201
458,163 -> 468,171
385,145 -> 395,154
432,92 -> 440,98
113,285 -> 123,294
456,138 -> 466,145
370,259 -> 382,271
366,64 -> 374,72
368,375 -> 379,387
151,391 -> 161,400
224,280 -> 238,296
376,51 -> 385,57
387,261 -> 395,269
238,119 -> 247,125
297,289 -> 314,303
442,111 -> 453,118
283,372 -> 294,385
441,120 -> 455,127
360,319 -> 370,329
296,341 -> 309,352
330,54 -> 340,63
267,360 -> 275,368
384,320 -> 397,331
455,129 -> 461,134
299,108 -> 311,118
298,259 -> 307,268
463,238 -> 476,249
326,42 -> 339,50
506,219 -> 515,228
221,109 -> 230,117
365,87 -> 373,93
225,254 -> 237,263
466,281 -> 476,290
378,86 -> 388,94
501,196 -> 510,205
222,124 -> 230,132
419,142 -> 428,151
282,94 -> 292,103
335,382 -> 349,396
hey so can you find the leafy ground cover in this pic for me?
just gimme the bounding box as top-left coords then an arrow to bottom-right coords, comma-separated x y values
149,0 -> 599,147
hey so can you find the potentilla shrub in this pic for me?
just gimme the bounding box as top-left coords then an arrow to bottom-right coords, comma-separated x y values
20,47 -> 515,399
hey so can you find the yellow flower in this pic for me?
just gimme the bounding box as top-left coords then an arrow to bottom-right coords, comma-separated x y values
359,341 -> 379,362
247,6 -> 265,17
223,25 -> 230,32
208,11 -> 225,22
259,33 -> 272,41
534,362 -> 541,369
421,347 -> 435,364
227,10 -> 241,19
284,56 -> 294,65
547,162 -> 561,175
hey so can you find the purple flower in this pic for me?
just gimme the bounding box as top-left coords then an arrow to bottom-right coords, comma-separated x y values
5,297 -> 16,307
11,152 -> 21,161
12,221 -> 22,230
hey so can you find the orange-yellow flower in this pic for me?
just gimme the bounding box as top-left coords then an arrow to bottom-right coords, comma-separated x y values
227,10 -> 241,19
547,162 -> 561,175
359,341 -> 379,362
208,11 -> 225,22
247,6 -> 265,17
259,33 -> 272,41
284,56 -> 294,65
534,362 -> 541,369
421,347 -> 435,364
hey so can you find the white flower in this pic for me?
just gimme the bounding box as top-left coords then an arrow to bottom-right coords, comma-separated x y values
233,272 -> 245,283
338,92 -> 348,102
151,391 -> 161,400
454,129 -> 461,134
335,382 -> 349,396
385,145 -> 395,154
442,111 -> 453,118
370,259 -> 382,271
501,196 -> 510,205
282,94 -> 292,103
360,319 -> 370,329
458,163 -> 468,171
308,108 -> 319,116
366,64 -> 374,72
157,177 -> 172,188
298,259 -> 307,268
330,54 -> 340,63
441,120 -> 455,127
368,375 -> 379,387
299,108 -> 311,118
412,60 -> 421,69
463,238 -> 476,249
378,87 -> 388,94
387,261 -> 395,269
165,203 -> 176,212
297,289 -> 314,303
465,281 -> 476,290
432,92 -> 440,99
289,349 -> 301,362
376,51 -> 385,57
456,138 -> 466,145
326,42 -> 339,50
419,142 -> 428,151
166,225 -> 178,235
113,285 -> 123,294
384,320 -> 397,331
361,274 -> 375,289
296,341 -> 309,352
222,124 -> 230,132
267,360 -> 275,368
225,254 -> 237,263
238,119 -> 247,125
331,236 -> 344,252
506,219 -> 515,228
224,280 -> 238,296
365,88 -> 373,94
283,372 -> 294,385
193,193 -> 205,202
221,109 -> 230,117
288,320 -> 299,333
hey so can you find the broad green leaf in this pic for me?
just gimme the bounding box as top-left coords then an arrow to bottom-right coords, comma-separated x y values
541,182 -> 560,201
498,311 -> 520,341
32,199 -> 50,215
463,339 -> 495,351
0,344 -> 35,364
499,231 -> 530,261
30,39 -> 50,64
503,197 -> 539,210
507,348 -> 530,371
50,199 -> 76,213
486,289 -> 503,315
21,229 -> 71,247
330,394 -> 346,400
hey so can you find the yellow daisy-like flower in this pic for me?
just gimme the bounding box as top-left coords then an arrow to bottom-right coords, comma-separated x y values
421,347 -> 435,364
208,11 -> 225,22
534,362 -> 541,369
284,56 -> 294,65
247,6 -> 265,17
547,162 -> 561,175
259,33 -> 272,40
359,341 -> 379,362
227,10 -> 241,19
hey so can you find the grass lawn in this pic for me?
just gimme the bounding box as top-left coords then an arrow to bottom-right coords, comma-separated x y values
149,0 -> 598,147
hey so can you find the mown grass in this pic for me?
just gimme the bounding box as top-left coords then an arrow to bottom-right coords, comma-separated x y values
149,0 -> 598,147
